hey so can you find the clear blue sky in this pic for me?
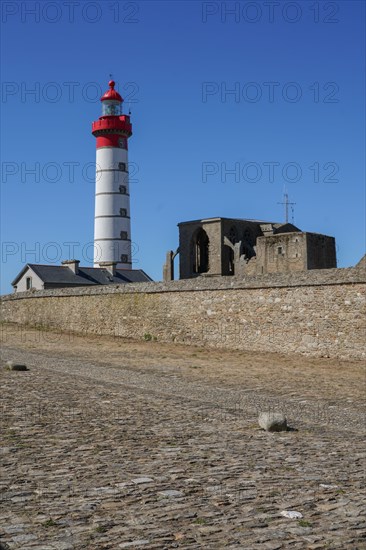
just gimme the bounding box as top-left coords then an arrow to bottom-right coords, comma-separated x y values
1,0 -> 365,293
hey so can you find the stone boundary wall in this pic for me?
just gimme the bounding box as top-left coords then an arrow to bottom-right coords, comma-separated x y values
1,267 -> 365,360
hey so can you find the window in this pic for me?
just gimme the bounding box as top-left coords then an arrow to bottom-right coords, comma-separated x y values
120,231 -> 128,240
26,277 -> 32,290
241,227 -> 255,261
118,162 -> 126,171
119,185 -> 127,194
243,227 -> 253,244
192,228 -> 209,274
118,137 -> 127,149
227,227 -> 238,275
121,254 -> 128,263
120,208 -> 127,217
228,226 -> 238,245
102,101 -> 121,116
277,246 -> 283,255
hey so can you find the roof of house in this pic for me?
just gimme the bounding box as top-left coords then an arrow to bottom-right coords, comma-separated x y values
12,264 -> 152,287
355,254 -> 366,269
270,223 -> 301,233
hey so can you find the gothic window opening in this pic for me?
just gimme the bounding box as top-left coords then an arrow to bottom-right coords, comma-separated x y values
243,227 -> 252,244
228,226 -> 238,275
228,226 -> 238,245
241,227 -> 255,261
193,228 -> 209,274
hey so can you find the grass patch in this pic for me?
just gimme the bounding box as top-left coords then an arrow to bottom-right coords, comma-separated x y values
143,333 -> 157,341
193,518 -> 207,525
42,519 -> 57,528
298,519 -> 312,528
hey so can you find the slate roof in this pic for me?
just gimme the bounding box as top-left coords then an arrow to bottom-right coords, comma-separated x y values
269,223 -> 301,233
12,264 -> 152,287
355,254 -> 366,269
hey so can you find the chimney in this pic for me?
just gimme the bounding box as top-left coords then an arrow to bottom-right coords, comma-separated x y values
98,262 -> 116,277
62,259 -> 80,275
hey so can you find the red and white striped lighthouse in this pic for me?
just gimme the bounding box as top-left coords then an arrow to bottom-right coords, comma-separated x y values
92,80 -> 133,268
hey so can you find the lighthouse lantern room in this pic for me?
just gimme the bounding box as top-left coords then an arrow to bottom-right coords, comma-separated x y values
92,80 -> 133,268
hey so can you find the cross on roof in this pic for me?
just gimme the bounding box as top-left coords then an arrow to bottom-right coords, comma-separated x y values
278,192 -> 296,224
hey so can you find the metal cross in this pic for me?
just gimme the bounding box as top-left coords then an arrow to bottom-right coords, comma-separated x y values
278,192 -> 296,224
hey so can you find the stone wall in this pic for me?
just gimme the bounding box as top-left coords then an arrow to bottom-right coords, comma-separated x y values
1,267 -> 365,360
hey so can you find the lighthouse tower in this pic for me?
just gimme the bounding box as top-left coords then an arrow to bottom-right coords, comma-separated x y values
92,80 -> 133,268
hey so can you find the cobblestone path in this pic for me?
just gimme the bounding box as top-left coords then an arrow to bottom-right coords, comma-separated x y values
1,325 -> 365,549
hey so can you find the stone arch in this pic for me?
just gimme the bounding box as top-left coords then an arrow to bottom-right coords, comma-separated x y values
192,228 -> 209,274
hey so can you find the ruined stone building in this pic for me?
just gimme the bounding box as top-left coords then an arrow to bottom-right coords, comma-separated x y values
163,217 -> 337,281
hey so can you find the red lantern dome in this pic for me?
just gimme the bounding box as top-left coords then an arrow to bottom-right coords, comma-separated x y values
101,80 -> 123,103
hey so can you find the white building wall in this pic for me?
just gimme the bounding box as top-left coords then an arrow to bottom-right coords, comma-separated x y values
15,268 -> 44,292
94,146 -> 131,268
95,194 -> 130,217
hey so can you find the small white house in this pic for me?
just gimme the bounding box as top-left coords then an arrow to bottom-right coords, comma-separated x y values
11,260 -> 152,293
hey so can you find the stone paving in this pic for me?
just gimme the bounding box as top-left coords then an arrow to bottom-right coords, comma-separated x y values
0,325 -> 365,549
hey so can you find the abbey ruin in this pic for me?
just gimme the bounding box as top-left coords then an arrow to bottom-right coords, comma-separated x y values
163,217 -> 336,282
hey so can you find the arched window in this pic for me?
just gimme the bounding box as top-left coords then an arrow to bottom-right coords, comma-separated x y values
243,227 -> 253,244
228,226 -> 238,245
241,227 -> 255,260
227,226 -> 238,275
192,228 -> 209,274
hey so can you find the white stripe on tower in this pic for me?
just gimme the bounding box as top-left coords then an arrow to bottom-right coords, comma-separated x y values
92,80 -> 133,269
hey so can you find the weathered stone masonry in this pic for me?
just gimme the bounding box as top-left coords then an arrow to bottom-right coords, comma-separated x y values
1,267 -> 365,360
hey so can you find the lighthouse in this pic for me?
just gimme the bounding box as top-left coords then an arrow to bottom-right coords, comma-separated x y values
92,80 -> 133,268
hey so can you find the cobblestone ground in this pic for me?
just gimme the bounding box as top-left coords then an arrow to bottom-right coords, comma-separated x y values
0,324 -> 365,549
